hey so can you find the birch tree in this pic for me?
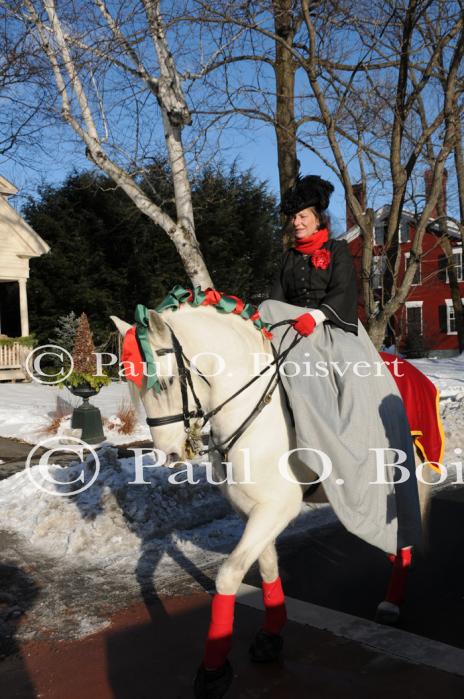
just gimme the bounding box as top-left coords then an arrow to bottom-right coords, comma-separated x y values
3,0 -> 213,286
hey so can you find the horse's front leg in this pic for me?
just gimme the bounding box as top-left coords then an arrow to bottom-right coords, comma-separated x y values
194,500 -> 299,699
248,541 -> 287,663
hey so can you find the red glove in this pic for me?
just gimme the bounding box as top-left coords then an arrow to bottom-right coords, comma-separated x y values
292,312 -> 316,336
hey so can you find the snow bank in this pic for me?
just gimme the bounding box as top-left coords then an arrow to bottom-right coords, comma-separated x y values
411,352 -> 464,392
0,445 -> 334,576
0,446 -> 230,566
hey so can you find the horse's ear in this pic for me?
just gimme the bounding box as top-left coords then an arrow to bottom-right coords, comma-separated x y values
147,309 -> 171,345
110,315 -> 132,337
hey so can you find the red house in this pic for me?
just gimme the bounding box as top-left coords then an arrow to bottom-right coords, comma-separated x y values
341,178 -> 463,358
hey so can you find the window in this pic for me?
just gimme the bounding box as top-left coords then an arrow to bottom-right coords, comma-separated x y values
405,301 -> 423,335
374,219 -> 409,244
446,247 -> 463,283
372,255 -> 386,289
399,219 -> 410,243
404,252 -> 421,285
374,223 -> 385,245
445,298 -> 464,334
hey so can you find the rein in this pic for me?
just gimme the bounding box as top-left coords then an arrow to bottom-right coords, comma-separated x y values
145,320 -> 301,461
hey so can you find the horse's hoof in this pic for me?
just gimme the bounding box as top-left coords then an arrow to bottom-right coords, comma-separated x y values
249,629 -> 283,663
375,600 -> 400,626
193,659 -> 233,699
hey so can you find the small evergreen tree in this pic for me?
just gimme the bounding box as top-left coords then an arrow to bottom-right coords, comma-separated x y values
49,311 -> 80,352
72,312 -> 97,375
65,312 -> 111,390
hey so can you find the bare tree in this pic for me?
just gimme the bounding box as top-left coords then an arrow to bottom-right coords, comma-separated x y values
0,13 -> 46,161
186,0 -> 464,347
406,3 -> 464,351
3,0 -> 213,286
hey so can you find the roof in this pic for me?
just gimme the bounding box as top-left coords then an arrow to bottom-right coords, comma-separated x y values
341,205 -> 461,243
0,175 -> 18,197
0,186 -> 50,258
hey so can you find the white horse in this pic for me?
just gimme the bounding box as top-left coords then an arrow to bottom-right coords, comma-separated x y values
111,303 -> 430,699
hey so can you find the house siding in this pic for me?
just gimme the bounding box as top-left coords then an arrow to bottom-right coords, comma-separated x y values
347,226 -> 463,355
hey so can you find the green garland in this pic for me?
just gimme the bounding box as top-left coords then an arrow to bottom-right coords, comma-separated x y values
133,285 -> 272,393
155,285 -> 272,334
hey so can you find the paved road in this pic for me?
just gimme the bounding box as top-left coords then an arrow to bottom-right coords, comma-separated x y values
1,589 -> 464,699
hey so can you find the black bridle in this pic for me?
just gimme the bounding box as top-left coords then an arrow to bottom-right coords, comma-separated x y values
145,321 -> 301,460
146,331 -> 208,430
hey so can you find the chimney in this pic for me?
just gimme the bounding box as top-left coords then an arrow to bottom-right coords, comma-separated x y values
346,183 -> 365,231
424,168 -> 447,219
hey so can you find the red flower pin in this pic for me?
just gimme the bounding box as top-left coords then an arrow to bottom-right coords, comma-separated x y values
311,248 -> 331,270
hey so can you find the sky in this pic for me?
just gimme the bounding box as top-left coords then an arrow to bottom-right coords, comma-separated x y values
0,74 -> 350,237
1,3 -> 458,240
0,121 -> 349,236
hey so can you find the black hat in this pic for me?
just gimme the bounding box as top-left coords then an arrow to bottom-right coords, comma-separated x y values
281,175 -> 334,216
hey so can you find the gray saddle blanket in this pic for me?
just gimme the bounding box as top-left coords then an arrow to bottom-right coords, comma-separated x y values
259,299 -> 422,554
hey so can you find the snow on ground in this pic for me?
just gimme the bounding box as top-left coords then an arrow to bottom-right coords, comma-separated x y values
411,353 -> 464,391
0,380 -> 151,445
0,445 -> 336,579
0,355 -> 462,579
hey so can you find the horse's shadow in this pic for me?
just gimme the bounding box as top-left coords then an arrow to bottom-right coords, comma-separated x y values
66,444 -> 238,620
0,556 -> 40,697
379,393 -> 423,546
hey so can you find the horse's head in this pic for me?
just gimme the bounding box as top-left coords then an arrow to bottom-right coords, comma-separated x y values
111,309 -> 206,463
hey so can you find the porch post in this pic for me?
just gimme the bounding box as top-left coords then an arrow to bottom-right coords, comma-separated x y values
18,278 -> 29,337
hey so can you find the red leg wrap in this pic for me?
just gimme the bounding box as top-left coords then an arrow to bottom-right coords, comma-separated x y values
385,546 -> 412,605
203,593 -> 235,670
262,577 -> 287,635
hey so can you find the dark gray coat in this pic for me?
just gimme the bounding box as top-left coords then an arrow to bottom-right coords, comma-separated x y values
270,238 -> 359,334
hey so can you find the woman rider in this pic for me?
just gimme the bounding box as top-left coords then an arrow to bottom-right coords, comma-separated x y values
259,175 -> 422,557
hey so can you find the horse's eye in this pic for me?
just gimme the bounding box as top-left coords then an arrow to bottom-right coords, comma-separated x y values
168,376 -> 174,385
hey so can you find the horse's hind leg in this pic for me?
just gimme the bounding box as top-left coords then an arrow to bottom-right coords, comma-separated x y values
194,502 -> 298,698
376,546 -> 413,625
376,449 -> 433,627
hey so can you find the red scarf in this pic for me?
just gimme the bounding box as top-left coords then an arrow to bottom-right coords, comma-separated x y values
294,227 -> 329,254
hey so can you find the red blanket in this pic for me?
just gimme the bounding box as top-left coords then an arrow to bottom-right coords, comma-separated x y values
379,352 -> 444,470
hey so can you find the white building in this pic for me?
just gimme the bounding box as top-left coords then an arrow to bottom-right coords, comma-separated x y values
0,175 -> 50,379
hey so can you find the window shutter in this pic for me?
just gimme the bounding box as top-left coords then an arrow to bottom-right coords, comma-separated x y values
438,304 -> 448,333
438,254 -> 447,282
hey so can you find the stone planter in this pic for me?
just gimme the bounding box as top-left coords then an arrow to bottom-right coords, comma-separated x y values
67,381 -> 105,445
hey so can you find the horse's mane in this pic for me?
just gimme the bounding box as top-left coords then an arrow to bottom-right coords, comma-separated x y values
152,286 -> 273,349
160,303 -> 272,351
